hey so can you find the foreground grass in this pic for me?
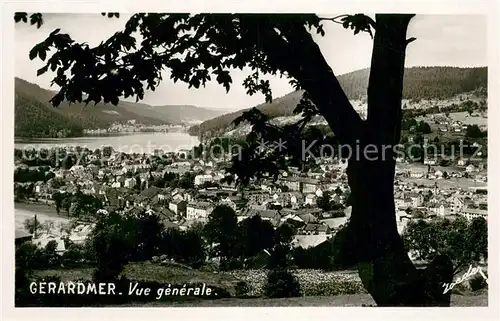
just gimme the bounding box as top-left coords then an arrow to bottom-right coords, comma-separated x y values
34,261 -> 241,292
32,262 -> 488,307
119,292 -> 488,307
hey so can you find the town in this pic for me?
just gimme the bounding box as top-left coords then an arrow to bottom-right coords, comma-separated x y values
14,135 -> 487,257
12,11 -> 490,308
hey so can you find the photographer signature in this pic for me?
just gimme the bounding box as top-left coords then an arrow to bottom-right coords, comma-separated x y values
442,265 -> 488,294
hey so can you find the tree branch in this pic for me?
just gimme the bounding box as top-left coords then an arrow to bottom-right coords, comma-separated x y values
265,20 -> 364,145
318,15 -> 350,24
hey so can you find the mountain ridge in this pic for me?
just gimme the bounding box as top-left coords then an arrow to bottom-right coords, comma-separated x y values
188,66 -> 488,138
14,77 -> 227,138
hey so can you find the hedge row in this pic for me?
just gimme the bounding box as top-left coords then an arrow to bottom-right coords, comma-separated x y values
225,269 -> 367,297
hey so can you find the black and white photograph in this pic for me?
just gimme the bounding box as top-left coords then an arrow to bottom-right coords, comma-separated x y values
4,2 -> 497,314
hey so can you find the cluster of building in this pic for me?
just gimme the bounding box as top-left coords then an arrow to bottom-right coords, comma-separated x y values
14,144 -> 488,254
430,115 -> 487,133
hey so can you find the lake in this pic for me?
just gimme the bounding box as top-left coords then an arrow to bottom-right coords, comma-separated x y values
15,132 -> 200,154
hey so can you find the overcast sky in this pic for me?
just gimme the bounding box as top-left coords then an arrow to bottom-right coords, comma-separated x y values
15,14 -> 487,110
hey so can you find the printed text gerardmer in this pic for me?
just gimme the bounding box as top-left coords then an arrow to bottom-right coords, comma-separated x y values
29,282 -> 214,298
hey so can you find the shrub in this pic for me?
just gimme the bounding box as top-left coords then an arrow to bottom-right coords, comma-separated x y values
220,259 -> 244,271
235,281 -> 251,297
37,274 -> 62,284
469,274 -> 488,292
302,280 -> 367,296
16,242 -> 41,271
42,240 -> 62,267
264,269 -> 301,298
62,243 -> 88,266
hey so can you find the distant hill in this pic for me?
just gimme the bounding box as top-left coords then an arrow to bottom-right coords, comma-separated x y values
15,93 -> 85,138
14,77 -> 226,138
117,102 -> 228,125
188,66 -> 487,137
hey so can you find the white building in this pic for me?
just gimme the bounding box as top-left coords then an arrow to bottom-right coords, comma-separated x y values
302,178 -> 320,194
33,233 -> 66,255
124,178 -> 136,188
305,194 -> 317,206
194,174 -> 213,186
466,165 -> 477,173
429,204 -> 446,216
410,171 -> 425,179
396,156 -> 405,163
395,197 -> 411,209
424,158 -> 437,165
290,193 -> 303,207
219,197 -> 238,211
169,199 -> 187,215
111,181 -> 121,188
461,207 -> 487,221
186,202 -> 214,220
406,192 -> 424,207
395,210 -> 411,235
69,165 -> 85,173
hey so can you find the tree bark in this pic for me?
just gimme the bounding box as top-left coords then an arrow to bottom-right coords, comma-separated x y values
344,14 -> 454,306
258,13 -> 454,306
283,14 -> 454,306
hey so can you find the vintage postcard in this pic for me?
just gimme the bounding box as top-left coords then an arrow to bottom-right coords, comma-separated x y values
2,0 -> 499,320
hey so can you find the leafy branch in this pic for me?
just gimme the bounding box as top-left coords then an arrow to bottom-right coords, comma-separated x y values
319,14 -> 376,38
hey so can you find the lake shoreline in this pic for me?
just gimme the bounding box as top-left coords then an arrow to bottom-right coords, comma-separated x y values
15,132 -> 162,140
14,132 -> 200,153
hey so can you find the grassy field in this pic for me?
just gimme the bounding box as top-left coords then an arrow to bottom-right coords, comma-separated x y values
446,112 -> 487,126
34,262 -> 240,289
396,163 -> 486,190
399,176 -> 486,190
417,112 -> 487,127
120,292 -> 488,307
414,111 -> 487,146
32,262 -> 488,307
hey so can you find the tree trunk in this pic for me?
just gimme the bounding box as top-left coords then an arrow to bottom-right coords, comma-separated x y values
341,14 -> 454,306
265,13 -> 454,306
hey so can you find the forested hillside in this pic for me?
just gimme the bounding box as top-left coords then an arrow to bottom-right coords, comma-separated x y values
189,66 -> 487,137
116,102 -> 227,125
339,66 -> 487,100
15,77 -> 226,137
16,66 -> 486,138
15,77 -> 168,137
15,94 -> 84,138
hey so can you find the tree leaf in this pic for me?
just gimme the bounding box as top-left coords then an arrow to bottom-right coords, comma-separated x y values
14,12 -> 28,23
39,49 -> 47,61
49,28 -> 61,37
28,45 -> 38,60
37,65 -> 48,76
